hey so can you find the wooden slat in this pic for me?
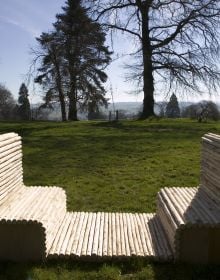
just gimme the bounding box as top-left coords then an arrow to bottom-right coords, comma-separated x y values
102,213 -> 109,257
63,212 -> 81,255
92,212 -> 101,256
111,213 -> 117,257
0,152 -> 22,174
76,212 -> 89,256
132,213 -> 144,256
122,213 -> 130,256
119,213 -> 126,257
126,213 -> 136,256
135,214 -> 149,256
81,213 -> 93,256
97,212 -> 104,257
87,213 -> 96,256
115,213 -> 122,256
64,212 -> 78,255
0,141 -> 21,156
107,213 -> 112,257
49,213 -> 69,255
71,212 -> 85,256
0,145 -> 22,163
57,213 -> 74,255
0,133 -> 19,142
143,214 -> 156,256
55,212 -> 72,255
0,160 -> 21,179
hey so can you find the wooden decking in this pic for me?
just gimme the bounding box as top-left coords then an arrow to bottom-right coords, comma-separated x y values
48,212 -> 173,261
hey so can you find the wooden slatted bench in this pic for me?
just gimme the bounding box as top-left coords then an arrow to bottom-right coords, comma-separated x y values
0,132 -> 172,262
157,133 -> 220,263
0,133 -> 66,261
0,132 -> 220,263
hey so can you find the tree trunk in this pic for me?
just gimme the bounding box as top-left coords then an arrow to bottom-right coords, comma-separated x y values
67,46 -> 78,121
68,98 -> 78,121
55,73 -> 67,122
53,54 -> 67,121
57,81 -> 67,121
68,83 -> 78,121
140,4 -> 155,118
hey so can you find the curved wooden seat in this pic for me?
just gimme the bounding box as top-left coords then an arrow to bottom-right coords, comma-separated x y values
157,133 -> 220,263
0,133 -> 67,261
157,187 -> 220,263
0,132 -> 220,263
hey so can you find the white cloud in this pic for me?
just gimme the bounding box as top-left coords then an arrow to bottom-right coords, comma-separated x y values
0,15 -> 40,37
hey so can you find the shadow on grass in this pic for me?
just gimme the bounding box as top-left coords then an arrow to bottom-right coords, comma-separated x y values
1,260 -> 220,280
91,120 -> 220,136
0,122 -> 66,139
152,262 -> 220,280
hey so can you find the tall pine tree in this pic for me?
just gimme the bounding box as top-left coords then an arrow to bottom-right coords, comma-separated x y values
33,0 -> 111,121
35,32 -> 67,121
54,0 -> 112,120
17,83 -> 31,120
166,93 -> 180,118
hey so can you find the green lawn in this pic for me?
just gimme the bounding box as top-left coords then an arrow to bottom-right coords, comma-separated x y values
0,119 -> 220,279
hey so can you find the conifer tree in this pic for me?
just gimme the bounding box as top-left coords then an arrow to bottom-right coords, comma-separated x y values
166,93 -> 180,118
35,32 -> 67,121
17,83 -> 31,120
33,0 -> 111,121
54,0 -> 112,120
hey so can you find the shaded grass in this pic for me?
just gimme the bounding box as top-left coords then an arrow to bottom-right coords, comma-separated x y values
0,119 -> 220,279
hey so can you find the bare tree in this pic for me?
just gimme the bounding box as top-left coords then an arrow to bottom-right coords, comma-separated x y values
182,100 -> 220,122
87,0 -> 220,118
0,84 -> 16,120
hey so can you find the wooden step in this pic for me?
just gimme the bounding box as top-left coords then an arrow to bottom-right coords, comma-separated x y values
47,212 -> 173,261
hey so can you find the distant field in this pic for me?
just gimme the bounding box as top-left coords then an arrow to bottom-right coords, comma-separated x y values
0,119 -> 220,279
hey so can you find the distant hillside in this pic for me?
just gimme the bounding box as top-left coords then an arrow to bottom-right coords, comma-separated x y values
32,101 -> 220,121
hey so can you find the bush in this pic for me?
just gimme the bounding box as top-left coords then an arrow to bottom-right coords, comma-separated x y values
0,84 -> 16,120
182,101 -> 220,122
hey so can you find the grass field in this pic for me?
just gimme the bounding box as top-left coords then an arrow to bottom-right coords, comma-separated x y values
0,119 -> 220,279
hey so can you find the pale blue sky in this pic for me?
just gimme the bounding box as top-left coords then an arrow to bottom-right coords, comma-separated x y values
0,0 -> 219,105
0,0 -> 143,104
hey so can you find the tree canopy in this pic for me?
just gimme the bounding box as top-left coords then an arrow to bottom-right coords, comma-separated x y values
183,101 -> 220,122
166,93 -> 180,118
0,84 -> 16,120
88,0 -> 220,118
17,83 -> 31,120
34,0 -> 112,121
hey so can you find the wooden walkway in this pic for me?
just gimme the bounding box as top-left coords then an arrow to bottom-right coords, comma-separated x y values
47,212 -> 173,261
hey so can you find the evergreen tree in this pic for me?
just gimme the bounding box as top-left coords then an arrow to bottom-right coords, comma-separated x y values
17,83 -> 31,120
33,0 -> 111,121
54,0 -> 112,120
166,93 -> 180,118
35,32 -> 67,121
